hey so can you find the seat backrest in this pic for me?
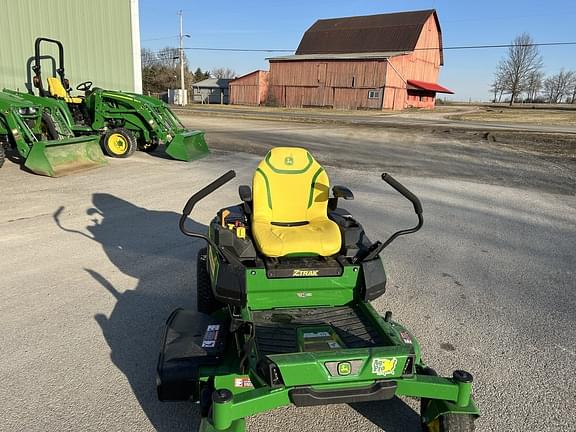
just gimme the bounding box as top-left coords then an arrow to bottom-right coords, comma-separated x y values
252,147 -> 330,224
47,77 -> 68,99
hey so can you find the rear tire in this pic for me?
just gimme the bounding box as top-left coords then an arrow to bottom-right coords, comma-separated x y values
196,247 -> 222,314
101,128 -> 136,158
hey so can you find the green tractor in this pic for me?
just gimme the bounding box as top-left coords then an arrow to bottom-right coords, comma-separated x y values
0,90 -> 105,177
12,37 -> 208,161
158,147 -> 479,431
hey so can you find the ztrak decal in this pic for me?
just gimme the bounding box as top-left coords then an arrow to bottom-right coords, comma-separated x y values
293,269 -> 319,277
372,357 -> 397,376
296,292 -> 312,298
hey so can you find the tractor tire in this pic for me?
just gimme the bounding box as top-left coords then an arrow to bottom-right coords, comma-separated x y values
0,142 -> 5,169
101,128 -> 136,158
138,139 -> 159,153
41,112 -> 59,140
196,247 -> 222,314
422,414 -> 476,432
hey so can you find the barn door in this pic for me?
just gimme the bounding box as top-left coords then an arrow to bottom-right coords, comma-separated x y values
317,63 -> 327,85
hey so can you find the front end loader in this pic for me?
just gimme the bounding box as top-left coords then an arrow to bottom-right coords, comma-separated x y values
23,37 -> 209,161
0,90 -> 106,177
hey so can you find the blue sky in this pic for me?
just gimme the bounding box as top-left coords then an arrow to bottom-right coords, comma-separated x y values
139,0 -> 576,101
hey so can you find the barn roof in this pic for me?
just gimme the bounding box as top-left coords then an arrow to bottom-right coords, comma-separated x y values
192,78 -> 232,89
268,51 -> 408,62
229,70 -> 267,82
296,9 -> 443,65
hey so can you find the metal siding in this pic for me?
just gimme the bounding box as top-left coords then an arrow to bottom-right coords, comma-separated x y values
0,0 -> 135,92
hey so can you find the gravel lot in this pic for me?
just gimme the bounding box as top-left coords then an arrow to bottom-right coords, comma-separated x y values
1,117 -> 574,431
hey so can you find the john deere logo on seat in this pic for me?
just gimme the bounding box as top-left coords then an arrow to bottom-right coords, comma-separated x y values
293,269 -> 319,277
284,156 -> 294,166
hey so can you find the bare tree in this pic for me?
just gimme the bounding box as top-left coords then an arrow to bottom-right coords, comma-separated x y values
568,72 -> 576,104
141,48 -> 159,68
524,70 -> 544,102
543,69 -> 576,103
211,67 -> 236,79
494,33 -> 543,105
141,47 -> 198,94
491,63 -> 511,102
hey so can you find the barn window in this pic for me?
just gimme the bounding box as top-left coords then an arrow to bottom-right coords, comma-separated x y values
368,90 -> 380,99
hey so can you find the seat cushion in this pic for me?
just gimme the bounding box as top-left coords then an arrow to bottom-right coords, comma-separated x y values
64,96 -> 83,104
47,77 -> 83,104
252,218 -> 341,257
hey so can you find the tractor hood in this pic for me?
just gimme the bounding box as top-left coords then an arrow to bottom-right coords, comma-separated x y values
98,90 -> 167,107
0,90 -> 38,110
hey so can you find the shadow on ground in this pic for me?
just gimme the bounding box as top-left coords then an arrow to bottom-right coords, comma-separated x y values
53,193 -> 426,432
54,193 -> 206,431
351,397 -> 421,431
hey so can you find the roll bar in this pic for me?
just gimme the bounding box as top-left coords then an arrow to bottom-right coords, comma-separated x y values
31,37 -> 66,96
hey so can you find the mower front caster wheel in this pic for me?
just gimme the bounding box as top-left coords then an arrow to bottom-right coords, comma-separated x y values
422,413 -> 476,432
101,128 -> 136,158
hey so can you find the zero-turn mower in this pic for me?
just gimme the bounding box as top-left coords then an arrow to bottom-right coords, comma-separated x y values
158,147 -> 479,431
9,37 -> 209,161
0,90 -> 105,177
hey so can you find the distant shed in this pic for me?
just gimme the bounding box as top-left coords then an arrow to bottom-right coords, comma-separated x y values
191,78 -> 231,104
229,70 -> 269,106
267,9 -> 452,110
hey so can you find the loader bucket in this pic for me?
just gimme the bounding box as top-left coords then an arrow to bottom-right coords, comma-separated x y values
164,130 -> 209,162
24,135 -> 107,177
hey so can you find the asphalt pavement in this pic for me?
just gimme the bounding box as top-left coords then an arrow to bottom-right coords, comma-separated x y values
0,117 -> 574,432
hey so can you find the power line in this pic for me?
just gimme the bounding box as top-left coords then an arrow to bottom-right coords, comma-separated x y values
142,41 -> 576,56
439,41 -> 576,51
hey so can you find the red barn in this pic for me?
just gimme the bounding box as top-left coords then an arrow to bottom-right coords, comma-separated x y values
229,70 -> 269,106
266,9 -> 452,110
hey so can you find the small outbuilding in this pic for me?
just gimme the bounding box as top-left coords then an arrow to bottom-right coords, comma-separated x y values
229,70 -> 269,106
265,9 -> 452,110
191,78 -> 231,104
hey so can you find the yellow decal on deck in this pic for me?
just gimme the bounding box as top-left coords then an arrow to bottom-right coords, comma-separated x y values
372,357 -> 397,376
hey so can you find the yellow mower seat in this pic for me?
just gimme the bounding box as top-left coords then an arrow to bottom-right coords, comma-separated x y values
47,77 -> 83,103
252,147 -> 341,257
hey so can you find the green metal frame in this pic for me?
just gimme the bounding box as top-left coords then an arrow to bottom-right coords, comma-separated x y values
198,248 -> 479,431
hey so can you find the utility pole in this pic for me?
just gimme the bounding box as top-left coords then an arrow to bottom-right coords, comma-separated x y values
178,9 -> 186,105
